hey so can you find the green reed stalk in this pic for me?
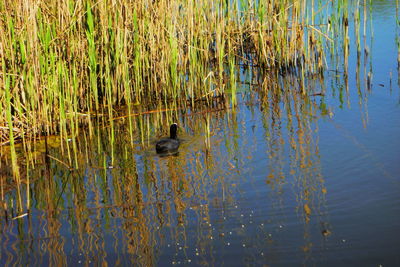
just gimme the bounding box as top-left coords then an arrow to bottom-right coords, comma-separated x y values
228,39 -> 237,106
169,24 -> 179,99
86,1 -> 98,112
132,10 -> 142,104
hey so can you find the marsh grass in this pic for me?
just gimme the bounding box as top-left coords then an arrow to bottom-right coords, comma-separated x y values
0,0 -> 355,144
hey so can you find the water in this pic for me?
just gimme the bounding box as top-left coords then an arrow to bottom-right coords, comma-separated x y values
1,2 -> 400,266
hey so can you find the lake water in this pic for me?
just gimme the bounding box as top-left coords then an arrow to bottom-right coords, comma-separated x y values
1,2 -> 400,266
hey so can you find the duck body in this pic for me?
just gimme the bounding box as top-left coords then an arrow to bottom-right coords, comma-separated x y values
155,138 -> 180,154
155,123 -> 180,155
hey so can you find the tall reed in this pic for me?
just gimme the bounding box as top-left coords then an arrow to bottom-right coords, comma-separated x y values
0,0 -> 347,146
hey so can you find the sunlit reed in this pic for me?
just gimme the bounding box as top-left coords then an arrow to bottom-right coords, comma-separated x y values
0,0 -> 355,146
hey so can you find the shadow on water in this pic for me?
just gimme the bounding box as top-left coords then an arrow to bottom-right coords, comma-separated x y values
1,1 -> 400,266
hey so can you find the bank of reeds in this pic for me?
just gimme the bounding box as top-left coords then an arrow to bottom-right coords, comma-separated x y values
0,0 -> 351,146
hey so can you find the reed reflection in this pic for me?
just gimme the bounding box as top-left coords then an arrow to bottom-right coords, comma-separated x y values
1,64 -> 375,266
254,69 -> 333,264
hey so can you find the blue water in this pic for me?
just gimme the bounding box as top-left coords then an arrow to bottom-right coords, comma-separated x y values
1,2 -> 400,266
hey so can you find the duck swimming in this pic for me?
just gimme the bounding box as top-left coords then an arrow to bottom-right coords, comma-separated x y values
155,123 -> 180,154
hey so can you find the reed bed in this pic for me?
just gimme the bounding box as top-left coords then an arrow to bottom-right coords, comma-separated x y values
0,0 -> 351,145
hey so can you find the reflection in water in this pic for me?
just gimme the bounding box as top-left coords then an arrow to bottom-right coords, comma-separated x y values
1,39 -> 390,263
0,63 -> 348,265
1,75 -> 332,266
256,72 -> 331,265
0,37 -> 375,262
